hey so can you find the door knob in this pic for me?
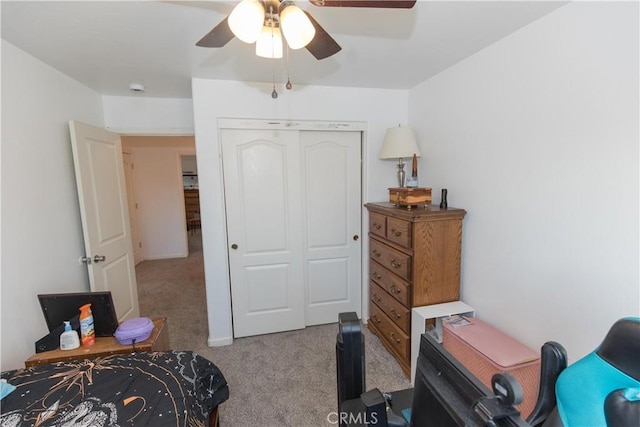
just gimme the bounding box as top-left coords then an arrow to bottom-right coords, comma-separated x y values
231,244 -> 238,250
353,235 -> 359,241
80,255 -> 106,265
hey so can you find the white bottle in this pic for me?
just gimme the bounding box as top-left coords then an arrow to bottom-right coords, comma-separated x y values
60,321 -> 80,350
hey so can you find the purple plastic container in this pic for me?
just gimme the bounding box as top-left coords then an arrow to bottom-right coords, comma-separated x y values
114,317 -> 154,345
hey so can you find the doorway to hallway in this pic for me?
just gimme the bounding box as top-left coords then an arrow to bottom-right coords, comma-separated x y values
121,135 -> 206,347
135,229 -> 207,349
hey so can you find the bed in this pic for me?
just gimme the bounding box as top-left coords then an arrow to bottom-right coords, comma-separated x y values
0,351 -> 229,427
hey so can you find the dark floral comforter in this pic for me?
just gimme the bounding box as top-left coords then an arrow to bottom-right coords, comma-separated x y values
0,351 -> 228,427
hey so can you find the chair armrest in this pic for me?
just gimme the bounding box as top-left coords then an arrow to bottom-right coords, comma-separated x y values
605,388 -> 640,427
526,341 -> 567,427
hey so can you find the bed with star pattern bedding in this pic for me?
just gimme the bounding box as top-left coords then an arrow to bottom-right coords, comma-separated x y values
0,351 -> 229,427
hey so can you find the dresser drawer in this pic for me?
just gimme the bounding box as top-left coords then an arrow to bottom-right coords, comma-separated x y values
386,217 -> 412,248
370,282 -> 410,333
369,212 -> 386,239
369,260 -> 410,307
370,239 -> 412,282
369,303 -> 410,361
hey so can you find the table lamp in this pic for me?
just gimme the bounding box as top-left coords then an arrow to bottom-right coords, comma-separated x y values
379,126 -> 421,188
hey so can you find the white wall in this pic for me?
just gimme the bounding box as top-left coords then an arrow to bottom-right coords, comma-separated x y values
409,1 -> 639,361
103,96 -> 194,135
122,136 -> 195,260
192,79 -> 408,346
1,41 -> 105,370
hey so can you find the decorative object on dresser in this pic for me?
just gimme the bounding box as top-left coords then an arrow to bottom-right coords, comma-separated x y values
440,188 -> 448,210
365,202 -> 466,377
389,187 -> 432,209
379,126 -> 420,188
405,154 -> 419,188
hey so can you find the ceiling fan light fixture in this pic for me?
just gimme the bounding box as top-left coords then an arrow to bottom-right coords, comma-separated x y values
256,25 -> 283,59
228,0 -> 265,44
279,3 -> 316,49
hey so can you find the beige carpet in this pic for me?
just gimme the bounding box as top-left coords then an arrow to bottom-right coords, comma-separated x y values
136,230 -> 411,426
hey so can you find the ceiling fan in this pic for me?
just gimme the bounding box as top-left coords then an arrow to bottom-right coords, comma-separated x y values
196,0 -> 417,60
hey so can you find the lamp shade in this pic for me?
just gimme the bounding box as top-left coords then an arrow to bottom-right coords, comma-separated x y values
228,0 -> 265,44
256,25 -> 283,59
379,126 -> 421,159
280,4 -> 316,49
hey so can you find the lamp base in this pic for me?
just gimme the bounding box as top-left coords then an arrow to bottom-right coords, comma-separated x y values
397,158 -> 406,188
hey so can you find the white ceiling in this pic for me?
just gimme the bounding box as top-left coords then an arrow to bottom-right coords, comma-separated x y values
1,1 -> 568,98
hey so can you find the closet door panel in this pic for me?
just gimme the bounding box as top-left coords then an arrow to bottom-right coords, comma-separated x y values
301,131 -> 362,326
221,129 -> 305,337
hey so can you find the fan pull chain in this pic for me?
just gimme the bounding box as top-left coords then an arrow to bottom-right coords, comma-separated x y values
271,63 -> 278,99
270,20 -> 278,99
286,44 -> 292,90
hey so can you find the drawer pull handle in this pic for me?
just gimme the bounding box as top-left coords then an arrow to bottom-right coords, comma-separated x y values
372,272 -> 382,280
390,259 -> 402,269
390,309 -> 401,320
389,332 -> 401,344
372,249 -> 381,258
372,315 -> 381,324
373,293 -> 381,303
373,223 -> 382,230
390,285 -> 401,295
391,229 -> 402,237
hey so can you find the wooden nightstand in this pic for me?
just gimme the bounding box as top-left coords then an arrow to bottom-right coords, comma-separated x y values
25,317 -> 169,368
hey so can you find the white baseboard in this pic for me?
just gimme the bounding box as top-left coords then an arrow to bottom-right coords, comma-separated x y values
143,253 -> 188,261
208,336 -> 233,347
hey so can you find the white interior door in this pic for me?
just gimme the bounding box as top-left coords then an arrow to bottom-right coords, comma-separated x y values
69,121 -> 140,321
222,126 -> 362,337
222,129 -> 305,337
301,131 -> 362,325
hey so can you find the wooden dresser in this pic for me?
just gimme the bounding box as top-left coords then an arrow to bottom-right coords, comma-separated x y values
184,189 -> 200,222
365,202 -> 466,376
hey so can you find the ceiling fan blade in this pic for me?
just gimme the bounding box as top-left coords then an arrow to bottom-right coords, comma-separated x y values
196,16 -> 234,48
309,0 -> 416,8
304,12 -> 342,60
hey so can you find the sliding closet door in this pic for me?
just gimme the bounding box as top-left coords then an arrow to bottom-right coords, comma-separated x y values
221,129 -> 305,337
301,131 -> 362,325
222,127 -> 362,337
